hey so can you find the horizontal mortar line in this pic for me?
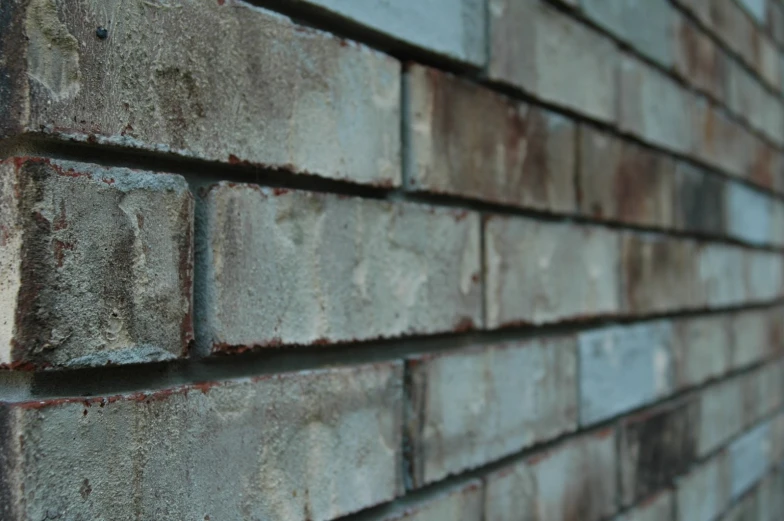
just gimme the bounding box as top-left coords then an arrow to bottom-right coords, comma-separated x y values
336,372 -> 784,521
728,0 -> 784,57
257,0 -> 784,154
3,298 -> 782,403
4,135 -> 784,255
540,0 -> 784,150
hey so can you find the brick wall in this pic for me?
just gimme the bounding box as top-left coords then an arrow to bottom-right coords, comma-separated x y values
0,0 -> 783,519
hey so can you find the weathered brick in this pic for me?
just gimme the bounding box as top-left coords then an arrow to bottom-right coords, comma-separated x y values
691,100 -> 752,181
731,310 -> 778,369
676,451 -> 731,521
674,15 -> 726,100
375,482 -> 483,521
756,469 -> 784,521
671,315 -> 732,389
580,0 -> 675,68
579,323 -> 673,426
744,250 -> 784,303
673,163 -> 726,236
619,399 -> 698,505
0,157 -> 192,369
617,492 -> 674,521
406,64 -> 577,212
771,412 -> 784,464
484,216 -> 619,327
698,376 -> 746,457
772,201 -> 784,246
726,59 -> 784,145
769,1 -> 784,46
405,337 -> 577,487
720,485 -> 759,521
0,363 -> 403,521
0,0 -> 400,186
698,243 -> 747,308
578,126 -> 674,228
729,421 -> 773,499
620,234 -> 701,314
725,183 -> 773,245
488,0 -> 618,122
749,360 -> 784,420
280,0 -> 485,67
758,36 -> 781,89
199,184 -> 481,352
738,0 -> 769,26
712,0 -> 761,67
484,431 -> 617,521
618,57 -> 694,155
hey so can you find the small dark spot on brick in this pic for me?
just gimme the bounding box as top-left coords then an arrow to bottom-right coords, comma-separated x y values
80,478 -> 92,499
96,27 -> 109,40
82,409 -> 87,416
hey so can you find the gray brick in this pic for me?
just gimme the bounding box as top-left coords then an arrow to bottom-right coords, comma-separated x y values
405,337 -> 577,487
579,322 -> 673,426
673,15 -> 726,100
616,492 -> 674,521
731,310 -> 777,370
725,183 -> 773,246
485,217 -> 619,327
281,0 -> 485,67
618,57 -> 694,155
484,431 -> 617,521
745,250 -> 784,303
726,60 -> 784,146
375,482 -> 483,521
199,184 -> 481,352
697,376 -> 748,457
698,244 -> 747,308
690,100 -> 752,182
0,0 -> 400,186
730,421 -> 773,499
578,126 -> 674,228
676,452 -> 731,521
673,162 -> 726,236
405,64 -> 577,213
758,36 -> 781,90
738,0 -> 769,25
581,0 -> 675,68
0,363 -> 403,521
0,157 -> 192,369
671,315 -> 732,389
488,0 -> 618,122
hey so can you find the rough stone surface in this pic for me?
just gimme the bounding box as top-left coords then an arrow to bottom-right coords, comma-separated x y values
405,337 -> 577,487
676,452 -> 730,521
671,315 -> 732,389
406,64 -> 577,213
375,482 -> 483,521
484,216 -> 619,327
0,0 -> 401,186
199,184 -> 481,352
281,0 -> 485,67
581,0 -> 675,68
578,126 -> 674,228
488,0 -> 618,122
0,363 -> 403,521
729,421 -> 773,499
619,399 -> 697,505
616,492 -> 674,521
0,157 -> 192,369
579,322 -> 673,426
484,430 -> 617,521
618,57 -> 694,155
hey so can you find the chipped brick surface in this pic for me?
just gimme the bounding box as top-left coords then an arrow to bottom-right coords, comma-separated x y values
0,157 -> 192,369
199,183 -> 481,352
0,363 -> 403,521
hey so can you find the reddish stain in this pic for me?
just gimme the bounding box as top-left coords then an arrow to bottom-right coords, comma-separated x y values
101,177 -> 115,185
53,240 -> 75,268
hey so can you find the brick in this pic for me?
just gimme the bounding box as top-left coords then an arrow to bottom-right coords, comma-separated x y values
772,201 -> 784,246
751,361 -> 784,419
0,0 -> 400,186
616,492 -> 674,521
375,482 -> 482,521
731,310 -> 778,369
580,0 -> 674,68
748,139 -> 779,190
578,126 -> 674,228
0,363 -> 403,521
713,0 -> 760,67
282,0 -> 484,66
484,217 -> 619,327
674,16 -> 726,100
488,0 -> 618,122
0,157 -> 192,369
198,184 -> 481,352
759,36 -> 781,89
771,412 -> 784,463
676,451 -> 731,521
484,431 -> 617,521
619,399 -> 698,505
691,100 -> 752,181
405,64 -> 577,212
756,469 -> 784,521
745,250 -> 784,303
697,376 -> 748,457
769,1 -> 784,45
618,57 -> 694,155
725,183 -> 773,245
729,421 -> 773,499
671,315 -> 732,389
405,337 -> 577,487
698,243 -> 747,308
726,60 -> 784,145
739,0 -> 770,25
620,234 -> 701,314
720,486 -> 759,521
673,163 -> 726,235
579,322 -> 673,426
